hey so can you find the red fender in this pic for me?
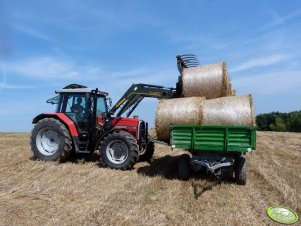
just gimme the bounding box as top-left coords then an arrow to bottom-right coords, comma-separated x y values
32,113 -> 79,137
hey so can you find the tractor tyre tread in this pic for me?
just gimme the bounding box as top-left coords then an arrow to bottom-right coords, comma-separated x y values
99,131 -> 139,170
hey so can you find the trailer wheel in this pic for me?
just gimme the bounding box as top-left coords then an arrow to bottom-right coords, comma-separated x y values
179,154 -> 190,180
222,167 -> 233,180
139,141 -> 155,162
100,131 -> 139,170
30,118 -> 72,162
235,156 -> 247,185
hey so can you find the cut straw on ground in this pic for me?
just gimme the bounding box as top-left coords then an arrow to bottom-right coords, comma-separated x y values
0,132 -> 300,226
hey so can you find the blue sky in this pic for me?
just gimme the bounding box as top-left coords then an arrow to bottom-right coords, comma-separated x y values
0,0 -> 301,132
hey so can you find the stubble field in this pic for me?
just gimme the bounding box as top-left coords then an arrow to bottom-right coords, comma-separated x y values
0,131 -> 300,225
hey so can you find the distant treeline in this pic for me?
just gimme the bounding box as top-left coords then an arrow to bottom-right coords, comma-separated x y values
256,111 -> 301,132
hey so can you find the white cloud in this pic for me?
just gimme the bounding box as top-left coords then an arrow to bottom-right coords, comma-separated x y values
0,61 -> 33,89
233,70 -> 301,95
3,55 -> 178,84
4,57 -> 103,80
264,8 -> 301,29
231,55 -> 289,72
0,82 -> 33,89
12,24 -> 53,41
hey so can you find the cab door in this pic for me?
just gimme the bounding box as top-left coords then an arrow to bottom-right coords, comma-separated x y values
58,93 -> 91,135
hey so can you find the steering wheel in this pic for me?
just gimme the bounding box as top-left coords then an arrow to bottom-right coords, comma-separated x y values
75,111 -> 86,121
71,106 -> 86,121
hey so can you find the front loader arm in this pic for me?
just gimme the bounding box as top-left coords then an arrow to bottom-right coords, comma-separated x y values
110,83 -> 177,117
108,55 -> 200,117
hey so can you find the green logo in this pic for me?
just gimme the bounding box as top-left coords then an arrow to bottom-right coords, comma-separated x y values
267,206 -> 299,224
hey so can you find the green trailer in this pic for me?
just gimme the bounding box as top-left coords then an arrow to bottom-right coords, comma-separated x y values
170,125 -> 256,184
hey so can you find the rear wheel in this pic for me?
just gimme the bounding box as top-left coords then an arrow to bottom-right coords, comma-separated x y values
139,141 -> 155,162
100,131 -> 139,170
179,154 -> 190,180
235,156 -> 247,185
30,118 -> 72,162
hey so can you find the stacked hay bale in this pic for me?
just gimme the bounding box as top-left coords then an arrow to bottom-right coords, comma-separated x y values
155,62 -> 255,142
156,97 -> 205,141
181,62 -> 232,99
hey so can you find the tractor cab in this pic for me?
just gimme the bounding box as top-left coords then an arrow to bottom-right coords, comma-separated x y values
53,84 -> 108,135
42,84 -> 111,152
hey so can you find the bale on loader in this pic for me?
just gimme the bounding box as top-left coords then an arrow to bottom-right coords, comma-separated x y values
181,62 -> 232,99
155,95 -> 255,142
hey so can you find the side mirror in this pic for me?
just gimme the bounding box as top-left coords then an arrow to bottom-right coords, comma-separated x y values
46,95 -> 59,105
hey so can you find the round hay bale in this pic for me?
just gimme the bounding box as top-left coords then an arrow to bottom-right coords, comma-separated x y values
203,95 -> 256,126
155,97 -> 205,141
155,95 -> 256,142
181,62 -> 232,99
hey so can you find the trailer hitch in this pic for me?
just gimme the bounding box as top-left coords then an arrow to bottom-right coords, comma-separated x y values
191,157 -> 234,178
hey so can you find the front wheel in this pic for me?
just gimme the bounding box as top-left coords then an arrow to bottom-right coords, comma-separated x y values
100,131 -> 139,170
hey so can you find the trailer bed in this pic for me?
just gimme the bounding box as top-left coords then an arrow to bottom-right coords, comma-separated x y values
170,125 -> 256,153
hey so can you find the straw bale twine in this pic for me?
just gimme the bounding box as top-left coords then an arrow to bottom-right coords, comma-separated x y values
181,62 -> 232,99
203,95 -> 256,126
155,97 -> 205,141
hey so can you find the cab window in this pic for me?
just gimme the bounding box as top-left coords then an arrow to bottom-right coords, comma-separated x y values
58,93 -> 86,115
96,96 -> 107,115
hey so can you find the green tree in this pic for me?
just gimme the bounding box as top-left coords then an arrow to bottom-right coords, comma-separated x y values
270,116 -> 287,132
256,113 -> 275,131
257,110 -> 301,132
288,112 -> 301,132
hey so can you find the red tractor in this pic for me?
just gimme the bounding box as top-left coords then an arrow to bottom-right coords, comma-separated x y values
31,83 -> 177,170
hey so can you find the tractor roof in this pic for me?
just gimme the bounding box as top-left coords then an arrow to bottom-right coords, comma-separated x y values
55,84 -> 108,96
